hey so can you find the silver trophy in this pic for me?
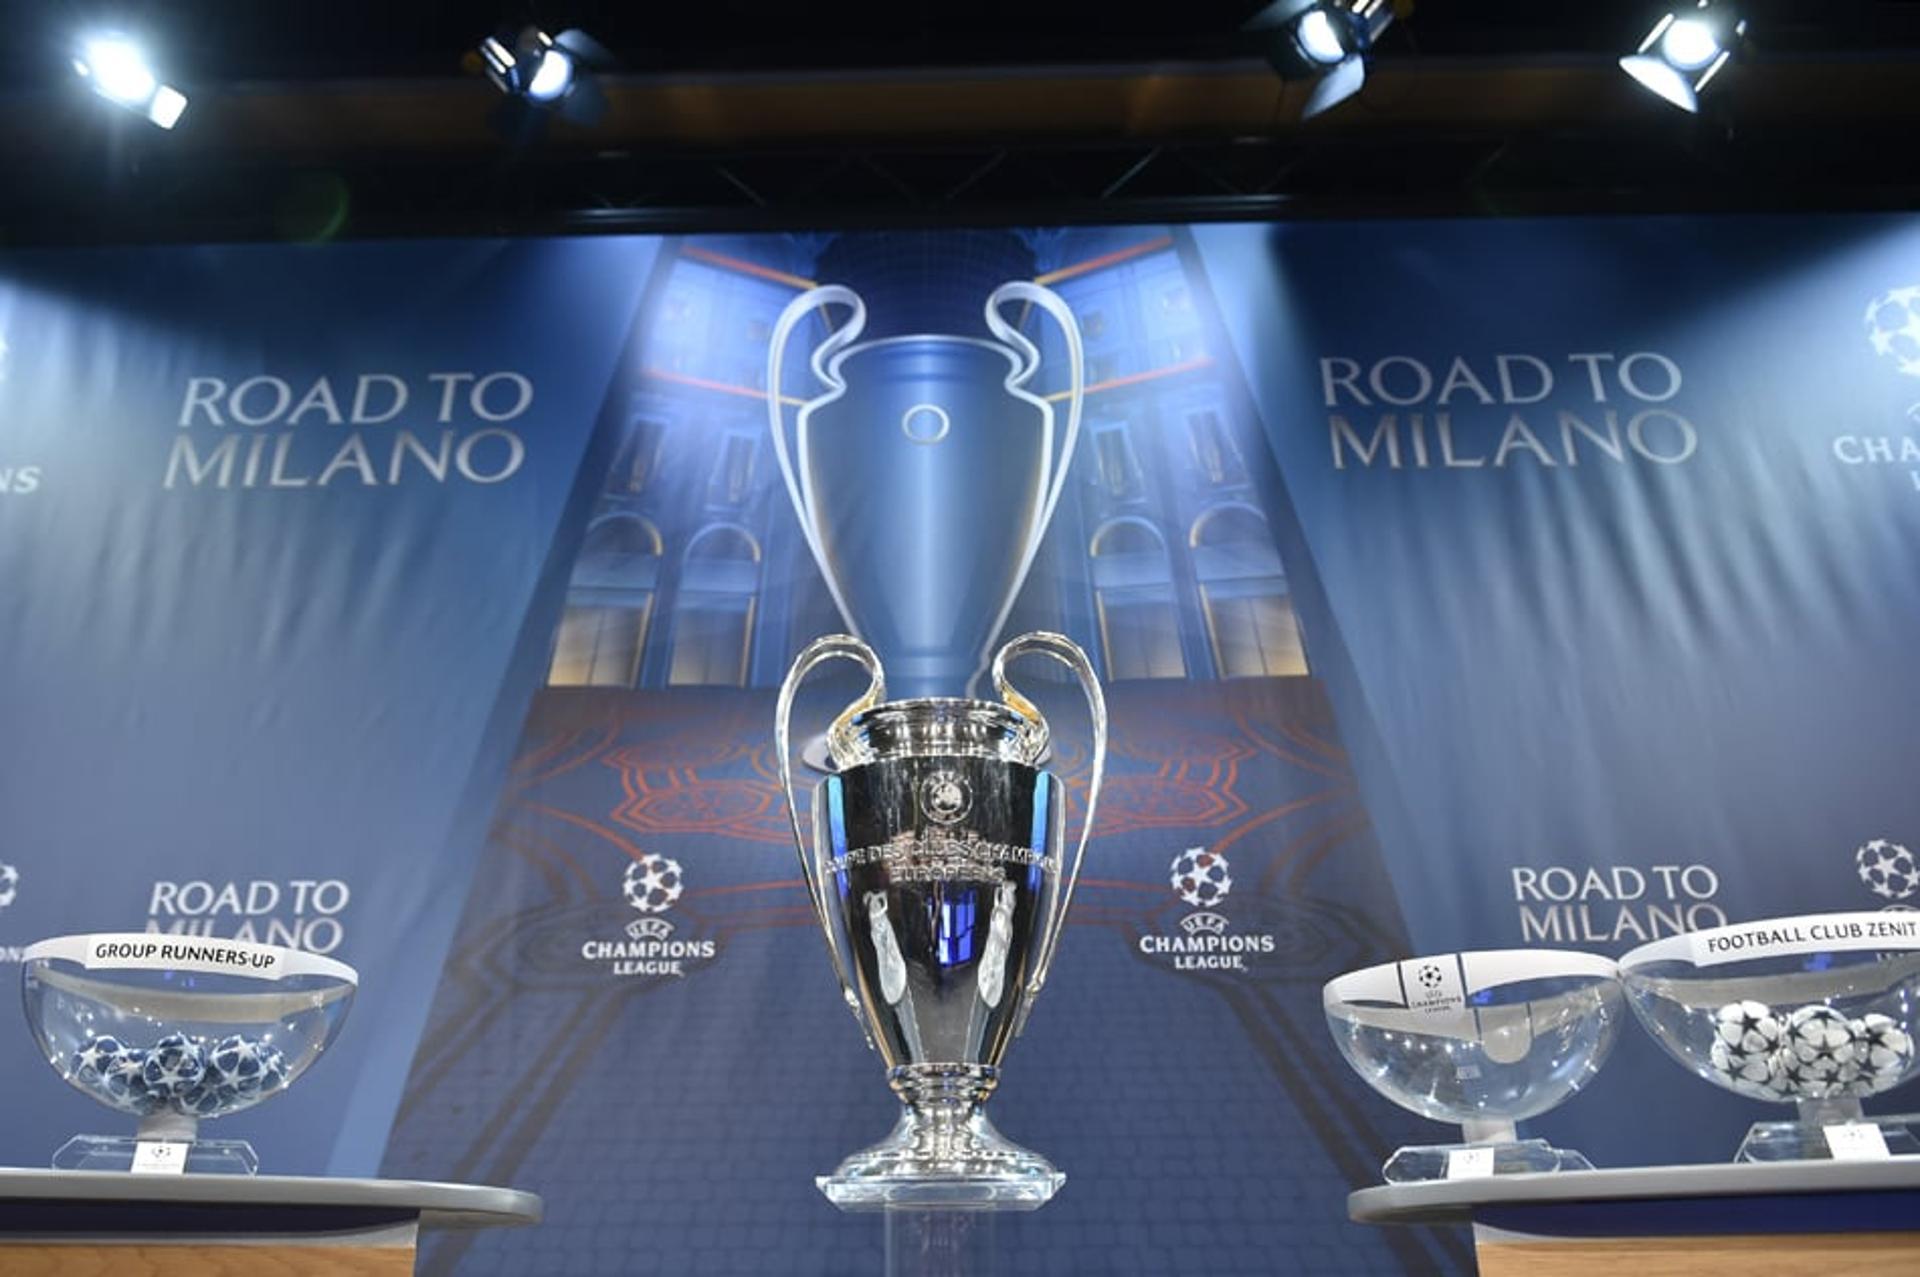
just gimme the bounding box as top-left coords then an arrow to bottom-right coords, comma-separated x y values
768,280 -> 1084,699
776,631 -> 1106,1210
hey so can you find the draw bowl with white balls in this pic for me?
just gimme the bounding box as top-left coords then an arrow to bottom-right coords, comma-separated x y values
20,933 -> 357,1124
1620,911 -> 1920,1105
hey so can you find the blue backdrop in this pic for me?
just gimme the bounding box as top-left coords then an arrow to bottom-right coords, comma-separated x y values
0,216 -> 1916,1274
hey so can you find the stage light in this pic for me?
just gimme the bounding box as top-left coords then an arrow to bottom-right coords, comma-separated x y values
478,26 -> 611,125
73,33 -> 187,129
1620,3 -> 1747,113
524,48 -> 575,102
1245,1 -> 1401,120
1293,10 -> 1350,66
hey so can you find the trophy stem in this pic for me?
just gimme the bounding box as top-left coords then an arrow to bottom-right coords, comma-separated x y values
817,1065 -> 1063,1212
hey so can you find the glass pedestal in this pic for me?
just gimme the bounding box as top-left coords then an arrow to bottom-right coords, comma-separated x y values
53,1113 -> 259,1175
1382,1119 -> 1593,1183
1737,1098 -> 1920,1162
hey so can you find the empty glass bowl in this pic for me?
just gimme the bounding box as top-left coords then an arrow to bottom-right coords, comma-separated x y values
21,932 -> 357,1173
1325,948 -> 1623,1181
1621,910 -> 1920,1161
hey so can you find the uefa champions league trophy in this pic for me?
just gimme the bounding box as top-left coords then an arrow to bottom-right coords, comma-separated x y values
776,631 -> 1106,1210
768,279 -> 1083,699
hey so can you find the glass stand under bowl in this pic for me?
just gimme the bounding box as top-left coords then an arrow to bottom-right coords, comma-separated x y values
54,1112 -> 259,1175
1736,1097 -> 1920,1163
1382,1118 -> 1595,1183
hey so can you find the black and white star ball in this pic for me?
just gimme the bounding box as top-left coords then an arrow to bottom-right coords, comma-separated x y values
1760,1056 -> 1802,1100
1849,1013 -> 1916,1092
1710,1036 -> 1781,1090
1708,1001 -> 1785,1092
1785,1005 -> 1857,1095
1713,1000 -> 1782,1055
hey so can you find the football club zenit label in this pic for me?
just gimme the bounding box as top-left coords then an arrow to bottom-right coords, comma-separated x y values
1137,847 -> 1278,972
579,853 -> 716,978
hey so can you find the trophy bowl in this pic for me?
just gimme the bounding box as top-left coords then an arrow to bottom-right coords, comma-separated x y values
21,933 -> 357,1174
1325,948 -> 1623,1182
776,632 -> 1105,1211
1620,911 -> 1920,1161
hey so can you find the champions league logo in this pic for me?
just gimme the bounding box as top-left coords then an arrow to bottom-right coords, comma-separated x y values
581,853 -> 715,978
1138,847 -> 1276,972
1832,287 -> 1920,492
1854,838 -> 1920,906
916,772 -> 973,827
1865,287 -> 1920,381
1170,846 -> 1231,909
621,853 -> 684,914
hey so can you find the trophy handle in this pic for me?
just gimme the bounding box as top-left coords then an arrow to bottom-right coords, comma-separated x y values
990,631 -> 1106,1033
983,280 -> 1085,594
775,634 -> 887,1043
768,285 -> 867,632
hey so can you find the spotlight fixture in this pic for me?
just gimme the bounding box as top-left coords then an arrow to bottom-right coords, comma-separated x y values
478,26 -> 612,126
1244,0 -> 1402,119
1619,2 -> 1747,113
71,33 -> 186,129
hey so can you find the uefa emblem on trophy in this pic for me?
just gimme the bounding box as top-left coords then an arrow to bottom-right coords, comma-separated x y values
768,279 -> 1084,698
776,631 -> 1106,1210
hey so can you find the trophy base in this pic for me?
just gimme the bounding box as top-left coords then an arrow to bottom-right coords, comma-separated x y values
53,1134 -> 259,1175
818,1103 -> 1063,1212
1737,1100 -> 1920,1163
1382,1139 -> 1591,1183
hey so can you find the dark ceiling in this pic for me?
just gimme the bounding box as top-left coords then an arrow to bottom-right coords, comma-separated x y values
9,1 -> 1920,81
2,2 -> 1919,243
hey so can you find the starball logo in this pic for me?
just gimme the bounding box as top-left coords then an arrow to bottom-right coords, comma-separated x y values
1319,351 -> 1700,474
165,371 -> 532,491
1835,287 -> 1920,495
1137,847 -> 1276,972
1854,838 -> 1920,907
580,853 -> 716,978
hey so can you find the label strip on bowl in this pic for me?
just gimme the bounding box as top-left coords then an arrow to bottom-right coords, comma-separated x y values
1683,912 -> 1920,969
20,932 -> 358,984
